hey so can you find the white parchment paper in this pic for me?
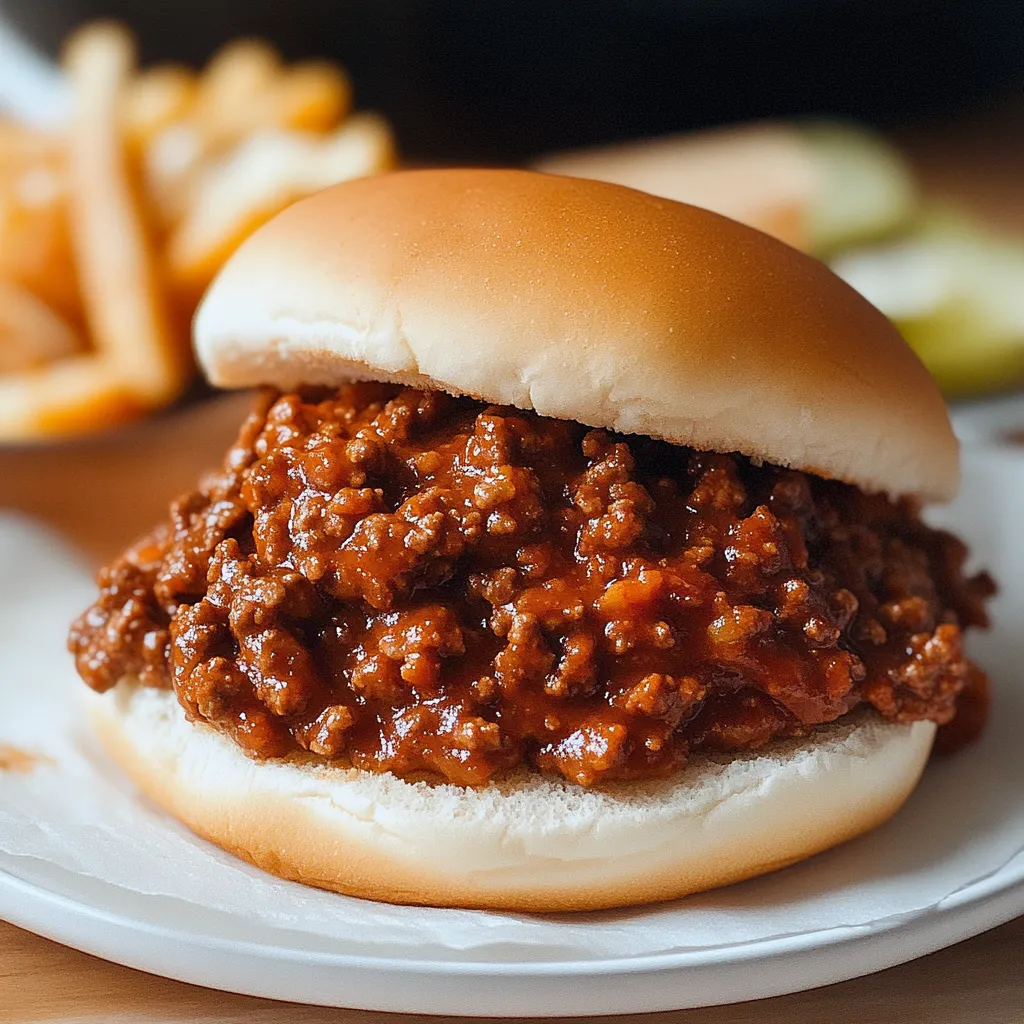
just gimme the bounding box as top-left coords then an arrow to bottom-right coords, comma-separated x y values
1,447 -> 1022,964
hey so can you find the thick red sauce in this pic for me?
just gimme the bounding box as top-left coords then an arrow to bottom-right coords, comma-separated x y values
69,384 -> 994,786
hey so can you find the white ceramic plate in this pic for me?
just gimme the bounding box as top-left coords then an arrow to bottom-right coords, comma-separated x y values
1,849 -> 1023,1016
0,443 -> 1022,1017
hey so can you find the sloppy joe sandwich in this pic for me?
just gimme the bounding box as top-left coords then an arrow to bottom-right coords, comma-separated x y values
69,169 -> 993,911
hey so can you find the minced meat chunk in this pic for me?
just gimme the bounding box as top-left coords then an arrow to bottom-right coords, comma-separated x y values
68,384 -> 994,787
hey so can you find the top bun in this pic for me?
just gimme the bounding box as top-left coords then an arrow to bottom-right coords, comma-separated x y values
195,168 -> 957,501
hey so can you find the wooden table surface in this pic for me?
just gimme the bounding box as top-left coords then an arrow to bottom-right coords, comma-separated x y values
2,99 -> 1024,1023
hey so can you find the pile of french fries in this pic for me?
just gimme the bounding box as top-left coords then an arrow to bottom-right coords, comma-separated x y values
0,22 -> 395,442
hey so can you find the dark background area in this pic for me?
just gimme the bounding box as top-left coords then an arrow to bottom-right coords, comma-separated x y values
5,0 -> 1024,161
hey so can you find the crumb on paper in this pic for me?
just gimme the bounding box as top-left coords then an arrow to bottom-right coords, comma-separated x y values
0,744 -> 54,773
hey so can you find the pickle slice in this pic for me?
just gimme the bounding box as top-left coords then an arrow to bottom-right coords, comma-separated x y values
833,211 -> 1024,396
800,122 -> 918,255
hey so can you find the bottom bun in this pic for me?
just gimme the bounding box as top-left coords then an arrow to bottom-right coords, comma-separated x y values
86,682 -> 935,912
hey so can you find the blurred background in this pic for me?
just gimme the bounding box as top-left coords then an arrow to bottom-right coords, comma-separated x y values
0,0 -> 1022,555
6,0 -> 1024,162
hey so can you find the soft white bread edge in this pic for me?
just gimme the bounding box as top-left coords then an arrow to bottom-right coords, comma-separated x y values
194,169 -> 958,501
86,682 -> 935,912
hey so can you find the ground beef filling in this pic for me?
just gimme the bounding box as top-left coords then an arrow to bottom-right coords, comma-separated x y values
69,384 -> 994,787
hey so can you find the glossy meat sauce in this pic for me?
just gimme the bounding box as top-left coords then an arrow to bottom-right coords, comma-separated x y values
69,385 -> 993,786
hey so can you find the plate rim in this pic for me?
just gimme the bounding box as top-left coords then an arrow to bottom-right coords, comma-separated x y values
1,855 -> 1022,1015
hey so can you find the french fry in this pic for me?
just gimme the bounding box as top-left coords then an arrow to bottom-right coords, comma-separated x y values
0,354 -> 141,441
63,22 -> 189,406
274,62 -> 352,133
143,122 -> 207,229
0,120 -> 61,170
193,39 -> 281,148
0,156 -> 82,323
166,114 -> 395,300
124,64 -> 198,149
0,281 -> 82,373
0,22 -> 391,442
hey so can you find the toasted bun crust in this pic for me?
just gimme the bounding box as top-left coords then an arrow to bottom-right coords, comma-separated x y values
86,683 -> 935,912
195,169 -> 957,501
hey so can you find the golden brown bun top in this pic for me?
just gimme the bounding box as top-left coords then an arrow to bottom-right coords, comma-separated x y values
195,169 -> 958,500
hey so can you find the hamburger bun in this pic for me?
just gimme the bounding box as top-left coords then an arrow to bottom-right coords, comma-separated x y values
195,168 -> 957,501
85,169 -> 957,911
87,682 -> 935,912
